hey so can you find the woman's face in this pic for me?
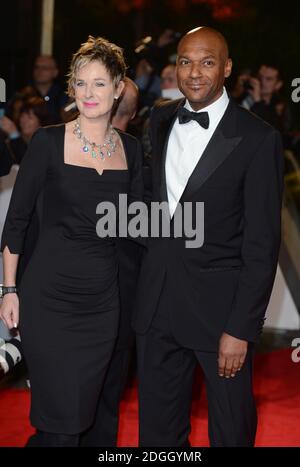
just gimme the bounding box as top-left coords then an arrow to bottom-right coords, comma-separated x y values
74,60 -> 124,120
19,110 -> 40,138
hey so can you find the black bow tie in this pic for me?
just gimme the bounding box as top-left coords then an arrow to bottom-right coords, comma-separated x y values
178,107 -> 210,129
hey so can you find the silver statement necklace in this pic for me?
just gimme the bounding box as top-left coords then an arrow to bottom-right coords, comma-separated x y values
73,117 -> 117,160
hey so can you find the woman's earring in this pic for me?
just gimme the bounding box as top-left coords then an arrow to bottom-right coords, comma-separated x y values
114,96 -> 118,100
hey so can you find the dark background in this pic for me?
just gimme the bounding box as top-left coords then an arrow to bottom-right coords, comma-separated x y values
1,0 -> 300,126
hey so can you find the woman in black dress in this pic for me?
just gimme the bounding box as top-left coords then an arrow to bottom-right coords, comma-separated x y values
0,36 -> 143,447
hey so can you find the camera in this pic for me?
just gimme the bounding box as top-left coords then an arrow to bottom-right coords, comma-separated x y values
243,80 -> 254,91
0,335 -> 22,377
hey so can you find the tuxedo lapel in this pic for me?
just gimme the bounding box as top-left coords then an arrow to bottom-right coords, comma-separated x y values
180,99 -> 243,202
157,100 -> 185,202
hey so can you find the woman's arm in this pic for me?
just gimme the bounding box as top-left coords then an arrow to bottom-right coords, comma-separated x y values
3,246 -> 19,286
0,128 -> 51,328
0,246 -> 19,329
1,128 -> 50,254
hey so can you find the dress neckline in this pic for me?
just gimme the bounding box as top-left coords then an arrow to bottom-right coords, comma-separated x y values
62,123 -> 129,176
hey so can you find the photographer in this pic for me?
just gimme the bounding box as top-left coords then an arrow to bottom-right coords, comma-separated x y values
0,97 -> 51,164
232,64 -> 291,134
133,29 -> 181,111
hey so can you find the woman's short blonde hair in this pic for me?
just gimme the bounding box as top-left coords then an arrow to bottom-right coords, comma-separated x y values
67,36 -> 126,98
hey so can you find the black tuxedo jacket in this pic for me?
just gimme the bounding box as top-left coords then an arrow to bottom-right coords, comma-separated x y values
132,98 -> 284,351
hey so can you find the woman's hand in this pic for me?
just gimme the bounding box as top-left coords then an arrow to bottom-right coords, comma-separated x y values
0,293 -> 19,329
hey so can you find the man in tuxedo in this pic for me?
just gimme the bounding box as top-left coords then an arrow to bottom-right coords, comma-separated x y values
133,26 -> 284,447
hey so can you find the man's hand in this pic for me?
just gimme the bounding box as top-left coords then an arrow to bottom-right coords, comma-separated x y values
218,332 -> 248,378
0,116 -> 17,136
248,77 -> 261,102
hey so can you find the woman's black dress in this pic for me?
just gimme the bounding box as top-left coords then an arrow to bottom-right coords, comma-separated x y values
1,124 -> 143,433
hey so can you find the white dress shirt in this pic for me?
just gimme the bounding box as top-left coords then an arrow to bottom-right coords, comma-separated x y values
165,88 -> 229,217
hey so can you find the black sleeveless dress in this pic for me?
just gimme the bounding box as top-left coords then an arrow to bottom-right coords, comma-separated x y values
1,124 -> 143,433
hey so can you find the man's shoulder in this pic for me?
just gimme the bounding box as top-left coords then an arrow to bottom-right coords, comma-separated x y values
115,127 -> 138,144
233,101 -> 278,138
151,98 -> 184,121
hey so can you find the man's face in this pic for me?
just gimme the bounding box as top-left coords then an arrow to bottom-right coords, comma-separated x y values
258,65 -> 281,96
160,65 -> 178,90
33,56 -> 58,85
176,31 -> 232,110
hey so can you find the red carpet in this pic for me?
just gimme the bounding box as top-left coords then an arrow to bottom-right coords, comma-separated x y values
0,348 -> 299,447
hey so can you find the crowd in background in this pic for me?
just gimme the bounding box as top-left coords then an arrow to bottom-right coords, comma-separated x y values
0,27 -> 297,369
0,28 -> 297,177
